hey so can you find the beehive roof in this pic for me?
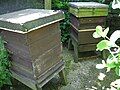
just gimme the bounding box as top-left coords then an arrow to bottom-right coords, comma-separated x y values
0,9 -> 64,33
69,2 -> 108,9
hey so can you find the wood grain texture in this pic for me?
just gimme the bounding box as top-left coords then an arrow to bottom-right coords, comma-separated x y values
70,24 -> 100,45
10,54 -> 33,70
26,22 -> 60,45
33,44 -> 62,77
69,7 -> 108,17
70,14 -> 106,29
11,62 -> 34,80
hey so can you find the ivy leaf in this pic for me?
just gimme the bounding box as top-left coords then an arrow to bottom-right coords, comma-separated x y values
93,32 -> 101,38
97,40 -> 111,51
115,67 -> 120,76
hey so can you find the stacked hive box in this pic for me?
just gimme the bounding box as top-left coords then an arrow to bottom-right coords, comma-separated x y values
69,2 -> 108,62
0,9 -> 65,90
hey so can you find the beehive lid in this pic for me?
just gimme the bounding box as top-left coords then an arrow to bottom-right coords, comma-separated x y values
0,9 -> 64,33
69,2 -> 108,9
69,2 -> 109,17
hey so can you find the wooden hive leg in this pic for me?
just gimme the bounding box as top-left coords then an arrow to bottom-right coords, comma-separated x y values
72,40 -> 79,63
59,70 -> 67,85
68,38 -> 73,50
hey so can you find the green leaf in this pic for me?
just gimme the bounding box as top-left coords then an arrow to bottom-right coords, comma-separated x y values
93,32 -> 101,38
102,27 -> 109,37
106,62 -> 116,68
97,40 -> 111,51
95,26 -> 109,38
115,67 -> 120,76
96,25 -> 103,37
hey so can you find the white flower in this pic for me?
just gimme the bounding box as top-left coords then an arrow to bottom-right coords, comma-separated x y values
98,73 -> 106,81
96,64 -> 105,69
111,79 -> 120,88
110,30 -> 120,43
96,60 -> 106,69
112,0 -> 120,9
110,86 -> 117,90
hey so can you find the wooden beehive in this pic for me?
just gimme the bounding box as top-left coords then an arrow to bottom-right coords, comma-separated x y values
69,2 -> 108,62
0,0 -> 51,15
0,9 -> 64,90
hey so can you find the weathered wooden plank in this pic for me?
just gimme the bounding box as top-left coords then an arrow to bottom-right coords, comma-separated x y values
37,62 -> 64,89
5,42 -> 31,60
71,33 -> 97,52
69,7 -> 108,17
37,60 -> 64,84
1,30 -> 27,45
10,54 -> 33,70
70,24 -> 100,44
33,44 -> 62,77
26,22 -> 60,45
70,14 -> 106,29
78,29 -> 100,44
29,31 -> 61,60
70,25 -> 78,40
69,2 -> 108,17
78,44 -> 97,52
11,71 -> 37,90
69,7 -> 92,18
11,62 -> 34,80
71,37 -> 79,63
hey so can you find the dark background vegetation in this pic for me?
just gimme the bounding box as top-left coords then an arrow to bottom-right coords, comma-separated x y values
0,0 -> 44,15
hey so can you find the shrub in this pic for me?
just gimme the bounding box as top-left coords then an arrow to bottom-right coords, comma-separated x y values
0,37 -> 11,88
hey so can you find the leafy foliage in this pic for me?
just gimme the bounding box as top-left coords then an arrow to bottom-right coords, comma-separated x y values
60,12 -> 70,43
93,26 -> 120,90
0,37 -> 11,88
52,0 -> 70,44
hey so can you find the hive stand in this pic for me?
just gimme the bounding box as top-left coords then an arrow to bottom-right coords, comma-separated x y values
12,69 -> 67,90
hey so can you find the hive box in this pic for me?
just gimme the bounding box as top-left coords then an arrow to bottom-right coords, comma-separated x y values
0,9 -> 64,90
70,14 -> 106,30
69,2 -> 108,17
69,2 -> 108,62
69,2 -> 108,29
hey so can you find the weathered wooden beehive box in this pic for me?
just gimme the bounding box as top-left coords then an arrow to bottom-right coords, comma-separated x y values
0,9 -> 64,90
69,2 -> 108,17
0,0 -> 51,15
69,2 -> 108,62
